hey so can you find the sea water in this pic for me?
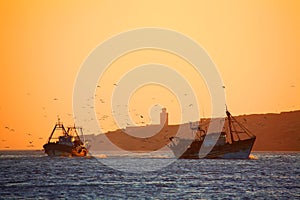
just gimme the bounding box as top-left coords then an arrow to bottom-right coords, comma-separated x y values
0,151 -> 299,199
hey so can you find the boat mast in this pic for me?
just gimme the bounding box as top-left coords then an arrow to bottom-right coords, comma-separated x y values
223,86 -> 234,143
226,109 -> 235,144
47,116 -> 67,143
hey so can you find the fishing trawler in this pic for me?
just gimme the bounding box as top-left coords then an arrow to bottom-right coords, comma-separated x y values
43,117 -> 88,157
168,110 -> 256,159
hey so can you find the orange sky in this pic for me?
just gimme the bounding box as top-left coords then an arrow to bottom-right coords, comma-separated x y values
0,1 -> 299,149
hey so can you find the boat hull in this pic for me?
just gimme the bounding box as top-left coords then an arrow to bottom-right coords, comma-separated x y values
43,143 -> 88,157
169,137 -> 256,159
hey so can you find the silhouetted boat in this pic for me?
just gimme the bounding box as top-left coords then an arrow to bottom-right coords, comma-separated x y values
43,118 -> 88,157
168,110 -> 256,159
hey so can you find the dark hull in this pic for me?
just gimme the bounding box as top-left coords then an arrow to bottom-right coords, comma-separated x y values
169,137 -> 256,159
43,143 -> 88,157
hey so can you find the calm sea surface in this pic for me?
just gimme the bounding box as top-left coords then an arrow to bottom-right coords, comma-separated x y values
0,151 -> 299,199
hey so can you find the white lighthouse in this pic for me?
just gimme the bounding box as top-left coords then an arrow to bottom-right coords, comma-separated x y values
160,108 -> 168,127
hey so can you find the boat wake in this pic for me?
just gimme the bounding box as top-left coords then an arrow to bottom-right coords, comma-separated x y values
249,154 -> 258,160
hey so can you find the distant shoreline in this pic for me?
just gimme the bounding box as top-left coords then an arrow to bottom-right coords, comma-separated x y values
0,149 -> 299,153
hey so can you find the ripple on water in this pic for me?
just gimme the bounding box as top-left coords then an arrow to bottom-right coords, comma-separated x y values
0,151 -> 299,199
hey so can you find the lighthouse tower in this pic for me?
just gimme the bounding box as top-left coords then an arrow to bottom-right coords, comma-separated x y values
160,108 -> 168,127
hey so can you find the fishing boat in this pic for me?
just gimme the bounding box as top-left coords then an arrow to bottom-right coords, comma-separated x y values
168,110 -> 256,159
43,117 -> 88,157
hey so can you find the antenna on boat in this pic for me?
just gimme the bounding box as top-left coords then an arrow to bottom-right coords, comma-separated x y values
57,115 -> 61,124
222,85 -> 229,115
